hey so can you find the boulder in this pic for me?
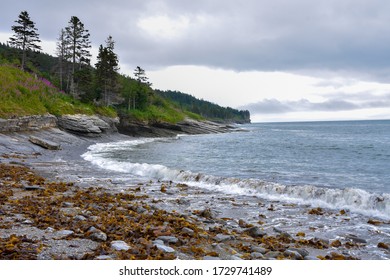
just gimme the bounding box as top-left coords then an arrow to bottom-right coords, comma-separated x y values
29,136 -> 61,150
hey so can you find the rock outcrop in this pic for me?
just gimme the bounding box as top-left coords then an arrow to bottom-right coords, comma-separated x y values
57,114 -> 119,137
0,115 -> 57,133
118,117 -> 242,137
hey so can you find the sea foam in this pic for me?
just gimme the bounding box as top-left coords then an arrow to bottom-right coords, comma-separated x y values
82,140 -> 390,219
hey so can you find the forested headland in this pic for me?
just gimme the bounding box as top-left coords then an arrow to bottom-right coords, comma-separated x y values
0,11 -> 250,124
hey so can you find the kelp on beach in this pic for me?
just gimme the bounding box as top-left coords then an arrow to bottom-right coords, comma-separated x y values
2,161 -> 379,260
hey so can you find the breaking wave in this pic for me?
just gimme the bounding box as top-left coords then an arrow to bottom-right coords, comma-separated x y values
82,140 -> 390,219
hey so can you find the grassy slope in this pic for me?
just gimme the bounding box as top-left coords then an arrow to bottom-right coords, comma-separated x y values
0,64 -> 116,118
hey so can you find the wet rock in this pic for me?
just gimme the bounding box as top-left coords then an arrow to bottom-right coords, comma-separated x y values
284,249 -> 303,260
95,255 -> 114,260
88,227 -> 107,242
203,256 -> 221,260
111,240 -> 131,251
153,240 -> 176,253
288,248 -> 309,257
346,234 -> 367,244
74,215 -> 87,221
214,234 -> 234,242
245,227 -> 267,238
182,227 -> 195,237
29,136 -> 61,150
157,236 -> 179,244
251,252 -> 265,259
55,230 -> 74,239
304,256 -> 320,260
199,208 -> 217,219
273,227 -> 292,239
251,245 -> 267,254
23,185 -> 45,191
62,202 -> 74,208
264,251 -> 280,259
38,239 -> 99,260
230,255 -> 243,260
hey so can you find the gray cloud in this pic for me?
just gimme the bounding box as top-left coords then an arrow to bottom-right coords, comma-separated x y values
242,94 -> 390,114
2,0 -> 390,81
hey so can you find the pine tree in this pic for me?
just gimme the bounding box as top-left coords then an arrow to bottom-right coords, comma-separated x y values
9,11 -> 42,70
65,16 -> 92,98
55,28 -> 70,91
133,66 -> 152,109
95,35 -> 120,105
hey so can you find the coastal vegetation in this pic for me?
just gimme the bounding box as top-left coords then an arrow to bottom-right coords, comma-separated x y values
0,10 -> 250,124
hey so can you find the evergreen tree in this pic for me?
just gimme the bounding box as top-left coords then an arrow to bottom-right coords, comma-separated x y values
65,16 -> 91,97
132,66 -> 152,110
95,35 -> 120,105
9,11 -> 42,70
55,28 -> 71,91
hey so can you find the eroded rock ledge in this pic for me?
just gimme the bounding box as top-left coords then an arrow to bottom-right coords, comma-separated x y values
0,115 -> 57,133
0,114 -> 119,137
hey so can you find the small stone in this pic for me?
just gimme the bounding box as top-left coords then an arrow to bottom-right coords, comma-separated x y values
284,249 -> 303,260
214,234 -> 233,242
304,256 -> 320,260
21,219 -> 33,224
88,226 -> 107,242
23,185 -> 45,191
90,231 -> 107,242
251,245 -> 267,254
251,252 -> 265,259
95,255 -> 114,260
157,236 -> 179,244
182,227 -> 195,237
55,230 -> 74,239
74,215 -> 87,221
288,248 -> 310,257
230,255 -> 243,260
62,202 -> 74,207
199,208 -> 217,219
346,234 -> 367,244
264,251 -> 280,259
111,240 -> 130,251
203,256 -> 221,260
153,241 -> 176,253
46,227 -> 55,233
245,226 -> 267,238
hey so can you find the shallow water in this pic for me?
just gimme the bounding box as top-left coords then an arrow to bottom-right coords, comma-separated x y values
79,120 -> 390,259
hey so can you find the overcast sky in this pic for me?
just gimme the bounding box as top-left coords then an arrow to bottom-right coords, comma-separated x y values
1,0 -> 390,122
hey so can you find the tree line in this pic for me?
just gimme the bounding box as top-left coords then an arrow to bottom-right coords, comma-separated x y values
156,90 -> 251,123
6,10 -> 151,110
3,10 -> 250,123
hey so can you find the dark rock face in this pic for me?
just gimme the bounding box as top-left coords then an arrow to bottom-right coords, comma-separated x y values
0,115 -> 57,132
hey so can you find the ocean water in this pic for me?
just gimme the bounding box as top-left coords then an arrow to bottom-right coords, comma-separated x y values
81,120 -> 390,259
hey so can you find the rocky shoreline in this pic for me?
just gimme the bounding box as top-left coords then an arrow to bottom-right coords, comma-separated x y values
1,117 -> 389,260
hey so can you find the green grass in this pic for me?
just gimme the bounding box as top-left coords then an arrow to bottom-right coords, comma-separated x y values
0,64 -> 117,119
